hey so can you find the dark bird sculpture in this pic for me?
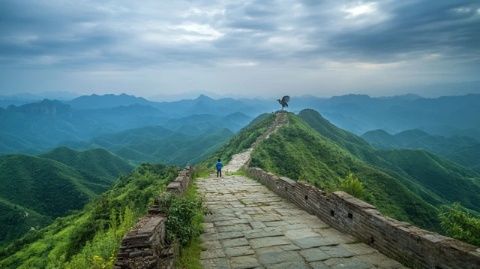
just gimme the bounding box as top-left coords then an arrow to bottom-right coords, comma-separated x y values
277,96 -> 290,110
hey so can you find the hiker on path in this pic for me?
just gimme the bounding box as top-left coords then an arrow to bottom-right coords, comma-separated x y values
216,159 -> 223,177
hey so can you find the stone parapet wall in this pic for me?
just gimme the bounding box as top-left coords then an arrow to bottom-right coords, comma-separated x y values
115,167 -> 192,269
247,167 -> 480,269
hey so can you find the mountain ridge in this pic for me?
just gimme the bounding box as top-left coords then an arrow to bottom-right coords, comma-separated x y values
249,109 -> 480,232
362,128 -> 480,171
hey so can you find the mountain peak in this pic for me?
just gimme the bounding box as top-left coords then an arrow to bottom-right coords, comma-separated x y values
69,93 -> 152,109
8,99 -> 71,115
396,129 -> 429,138
195,94 -> 214,101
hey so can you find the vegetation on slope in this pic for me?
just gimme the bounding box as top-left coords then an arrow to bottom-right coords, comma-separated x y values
377,150 -> 480,212
439,203 -> 480,246
40,147 -> 133,182
76,126 -> 234,166
251,113 -> 439,229
0,164 -> 177,269
300,109 -> 480,211
173,176 -> 204,269
197,113 -> 275,172
362,129 -> 480,171
0,148 -> 132,246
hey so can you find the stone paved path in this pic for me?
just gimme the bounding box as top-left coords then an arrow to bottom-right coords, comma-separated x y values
223,149 -> 252,173
197,176 -> 409,269
197,112 -> 408,268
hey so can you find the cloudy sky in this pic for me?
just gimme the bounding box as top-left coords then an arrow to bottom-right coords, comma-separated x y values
0,0 -> 479,99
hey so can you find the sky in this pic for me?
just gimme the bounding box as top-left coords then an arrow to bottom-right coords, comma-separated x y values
0,0 -> 479,99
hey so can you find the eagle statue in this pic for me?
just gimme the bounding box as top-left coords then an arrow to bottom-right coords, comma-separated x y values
277,96 -> 290,110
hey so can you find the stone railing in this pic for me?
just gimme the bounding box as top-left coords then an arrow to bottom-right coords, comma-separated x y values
247,167 -> 480,269
114,167 -> 192,269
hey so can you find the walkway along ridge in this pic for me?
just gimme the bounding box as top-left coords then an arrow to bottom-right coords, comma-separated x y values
198,111 -> 480,269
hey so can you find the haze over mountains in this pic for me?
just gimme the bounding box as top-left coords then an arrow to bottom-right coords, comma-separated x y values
1,93 -> 480,159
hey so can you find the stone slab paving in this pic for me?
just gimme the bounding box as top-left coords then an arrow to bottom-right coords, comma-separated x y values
223,149 -> 252,173
197,176 -> 409,269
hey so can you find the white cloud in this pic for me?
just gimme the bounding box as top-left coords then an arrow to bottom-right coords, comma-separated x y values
181,7 -> 225,18
343,2 -> 378,18
172,23 -> 224,42
339,1 -> 389,27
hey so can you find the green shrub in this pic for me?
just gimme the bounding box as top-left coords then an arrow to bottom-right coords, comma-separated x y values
175,179 -> 204,269
166,194 -> 203,246
439,203 -> 480,246
340,173 -> 365,199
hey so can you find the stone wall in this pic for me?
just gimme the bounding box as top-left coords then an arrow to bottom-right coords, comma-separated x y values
247,167 -> 480,269
114,167 -> 192,269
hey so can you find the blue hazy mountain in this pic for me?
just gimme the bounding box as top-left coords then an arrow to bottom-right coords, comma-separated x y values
68,93 -> 154,110
0,96 -> 252,155
1,93 -> 480,155
310,94 -> 480,139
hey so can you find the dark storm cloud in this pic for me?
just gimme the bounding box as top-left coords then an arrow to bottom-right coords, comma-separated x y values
1,0 -> 479,66
323,0 -> 480,61
0,1 -> 119,66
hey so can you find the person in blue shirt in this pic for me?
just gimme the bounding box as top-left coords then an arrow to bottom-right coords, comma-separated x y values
216,159 -> 223,177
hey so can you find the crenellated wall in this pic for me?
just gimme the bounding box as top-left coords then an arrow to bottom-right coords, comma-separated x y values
114,167 -> 192,269
246,167 -> 480,269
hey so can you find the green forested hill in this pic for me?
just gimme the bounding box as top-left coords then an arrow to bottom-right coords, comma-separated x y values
0,164 -> 177,269
250,110 -> 480,231
299,109 -> 480,210
362,129 -> 480,171
377,149 -> 480,211
0,148 -> 132,245
199,113 -> 275,169
69,126 -> 235,165
40,147 -> 133,181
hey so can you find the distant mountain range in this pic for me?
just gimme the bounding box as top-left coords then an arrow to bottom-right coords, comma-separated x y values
0,95 -> 254,156
0,147 -> 132,245
68,93 -> 153,110
1,92 -> 480,161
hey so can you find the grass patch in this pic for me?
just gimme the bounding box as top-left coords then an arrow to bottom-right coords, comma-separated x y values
175,179 -> 204,269
192,166 -> 211,179
229,167 -> 247,177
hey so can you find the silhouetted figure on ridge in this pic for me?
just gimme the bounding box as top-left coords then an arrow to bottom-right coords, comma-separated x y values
216,159 -> 223,177
277,96 -> 290,110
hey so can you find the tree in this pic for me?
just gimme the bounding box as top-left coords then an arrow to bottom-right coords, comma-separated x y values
340,172 -> 365,199
439,203 -> 480,246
